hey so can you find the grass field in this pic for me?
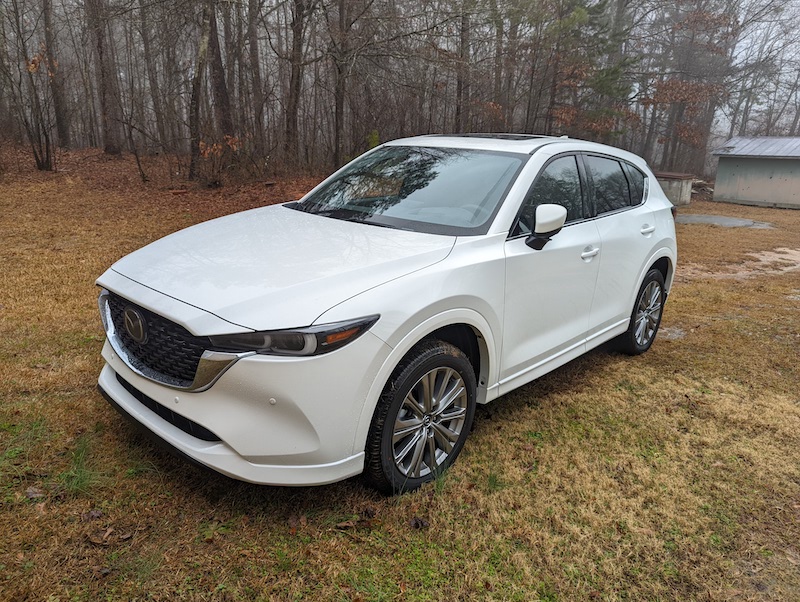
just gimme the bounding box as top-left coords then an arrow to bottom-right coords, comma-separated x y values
1,150 -> 799,601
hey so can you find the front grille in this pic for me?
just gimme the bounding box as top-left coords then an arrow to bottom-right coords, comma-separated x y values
107,293 -> 208,385
116,374 -> 221,442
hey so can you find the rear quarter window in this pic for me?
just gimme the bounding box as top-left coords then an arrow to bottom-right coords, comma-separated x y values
585,155 -> 631,215
624,163 -> 646,206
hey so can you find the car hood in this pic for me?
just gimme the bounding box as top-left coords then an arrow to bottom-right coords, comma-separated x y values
105,204 -> 455,332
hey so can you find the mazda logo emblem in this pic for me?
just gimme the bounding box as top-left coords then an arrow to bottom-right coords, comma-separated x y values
123,306 -> 148,344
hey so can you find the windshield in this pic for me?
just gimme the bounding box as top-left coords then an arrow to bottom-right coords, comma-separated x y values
289,145 -> 528,235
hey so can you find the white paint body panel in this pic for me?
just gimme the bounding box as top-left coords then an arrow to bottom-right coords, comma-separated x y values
104,204 -> 455,332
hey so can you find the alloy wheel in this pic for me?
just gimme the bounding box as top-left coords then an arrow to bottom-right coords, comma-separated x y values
391,366 -> 468,478
634,280 -> 663,347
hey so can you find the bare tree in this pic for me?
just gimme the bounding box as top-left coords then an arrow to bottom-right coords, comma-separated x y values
189,3 -> 212,180
43,0 -> 70,148
1,0 -> 799,177
85,0 -> 123,154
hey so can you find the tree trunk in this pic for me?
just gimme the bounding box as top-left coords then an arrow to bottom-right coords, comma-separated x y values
503,14 -> 520,128
285,0 -> 311,164
85,0 -> 123,154
43,0 -> 70,148
188,4 -> 212,180
208,1 -> 235,138
454,6 -> 471,133
139,0 -> 167,151
790,102 -> 800,136
544,48 -> 560,134
247,0 -> 266,158
331,0 -> 350,167
490,0 -> 503,110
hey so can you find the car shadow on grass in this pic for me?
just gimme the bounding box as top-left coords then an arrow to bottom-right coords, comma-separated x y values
109,342 -> 628,515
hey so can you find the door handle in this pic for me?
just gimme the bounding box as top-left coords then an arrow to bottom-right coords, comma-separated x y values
580,247 -> 600,260
640,224 -> 656,235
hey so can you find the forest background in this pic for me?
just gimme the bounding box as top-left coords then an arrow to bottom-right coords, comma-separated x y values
1,0 -> 799,182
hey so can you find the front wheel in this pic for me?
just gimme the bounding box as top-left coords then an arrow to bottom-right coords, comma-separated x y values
615,268 -> 666,355
364,339 -> 477,494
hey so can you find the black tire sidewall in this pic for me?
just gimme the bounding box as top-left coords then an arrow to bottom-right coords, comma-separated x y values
374,341 -> 477,493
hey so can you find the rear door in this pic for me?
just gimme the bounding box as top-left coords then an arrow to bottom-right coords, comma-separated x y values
583,154 -> 656,342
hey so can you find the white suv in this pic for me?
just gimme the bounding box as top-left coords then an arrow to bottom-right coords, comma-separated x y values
97,134 -> 676,493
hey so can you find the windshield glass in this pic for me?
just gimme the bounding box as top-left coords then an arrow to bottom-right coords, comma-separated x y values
289,145 -> 528,235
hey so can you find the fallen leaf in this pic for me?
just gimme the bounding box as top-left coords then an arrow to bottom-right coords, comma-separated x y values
81,509 -> 104,522
409,517 -> 429,529
87,534 -> 105,546
335,521 -> 357,530
26,487 -> 45,499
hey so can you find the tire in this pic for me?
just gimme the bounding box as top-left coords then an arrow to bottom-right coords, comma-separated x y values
364,339 -> 477,494
615,268 -> 666,355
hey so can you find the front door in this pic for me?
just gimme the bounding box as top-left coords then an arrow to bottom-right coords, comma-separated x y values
500,154 -> 601,393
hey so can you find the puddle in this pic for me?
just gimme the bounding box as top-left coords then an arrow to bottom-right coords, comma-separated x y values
677,248 -> 800,281
675,214 -> 774,229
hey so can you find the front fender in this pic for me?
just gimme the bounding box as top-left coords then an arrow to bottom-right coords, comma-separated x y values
350,307 -> 497,458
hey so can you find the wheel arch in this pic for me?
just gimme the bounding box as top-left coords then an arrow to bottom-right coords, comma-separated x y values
650,255 -> 673,291
351,309 -> 496,457
638,247 -> 676,295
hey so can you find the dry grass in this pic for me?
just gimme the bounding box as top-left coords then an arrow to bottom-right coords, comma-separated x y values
1,153 -> 799,601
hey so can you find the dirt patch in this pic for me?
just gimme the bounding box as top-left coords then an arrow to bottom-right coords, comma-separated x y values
658,326 -> 687,340
676,248 -> 800,282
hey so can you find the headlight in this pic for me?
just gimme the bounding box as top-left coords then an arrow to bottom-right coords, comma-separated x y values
207,315 -> 379,356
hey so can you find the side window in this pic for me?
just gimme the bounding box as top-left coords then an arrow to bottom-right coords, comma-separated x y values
585,155 -> 631,215
512,155 -> 583,236
624,163 -> 646,206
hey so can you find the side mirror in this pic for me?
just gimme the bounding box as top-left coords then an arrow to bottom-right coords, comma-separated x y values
525,204 -> 567,250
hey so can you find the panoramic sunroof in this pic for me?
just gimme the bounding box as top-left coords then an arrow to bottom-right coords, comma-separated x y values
437,133 -> 555,141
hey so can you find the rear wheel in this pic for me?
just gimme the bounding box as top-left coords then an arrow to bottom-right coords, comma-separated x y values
364,339 -> 476,494
616,268 -> 666,355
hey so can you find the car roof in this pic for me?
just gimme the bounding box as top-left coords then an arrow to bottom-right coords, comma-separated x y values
385,133 -> 560,154
384,134 -> 651,170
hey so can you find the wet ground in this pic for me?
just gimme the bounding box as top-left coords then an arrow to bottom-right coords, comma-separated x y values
675,214 -> 774,229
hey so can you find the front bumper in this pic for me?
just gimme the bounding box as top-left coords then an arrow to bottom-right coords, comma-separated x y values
97,329 -> 392,486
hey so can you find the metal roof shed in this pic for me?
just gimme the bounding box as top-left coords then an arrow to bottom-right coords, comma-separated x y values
712,137 -> 800,209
